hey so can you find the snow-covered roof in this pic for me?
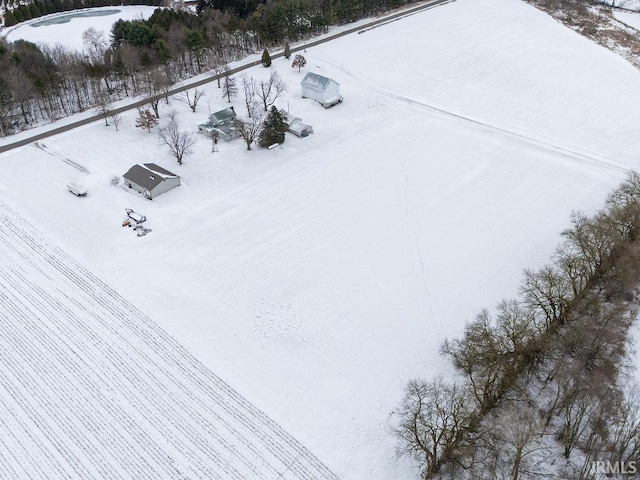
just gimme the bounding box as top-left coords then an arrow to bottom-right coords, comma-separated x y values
300,72 -> 338,91
209,107 -> 237,125
123,163 -> 179,190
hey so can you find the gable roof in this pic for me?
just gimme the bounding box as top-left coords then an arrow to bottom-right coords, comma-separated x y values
301,72 -> 338,92
209,107 -> 237,125
123,163 -> 179,191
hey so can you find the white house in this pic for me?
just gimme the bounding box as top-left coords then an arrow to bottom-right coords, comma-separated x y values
197,122 -> 240,141
198,107 -> 239,141
300,73 -> 343,108
208,107 -> 237,125
123,163 -> 181,200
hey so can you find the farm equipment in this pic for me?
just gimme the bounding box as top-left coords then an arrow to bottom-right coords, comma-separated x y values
122,209 -> 151,237
124,208 -> 146,224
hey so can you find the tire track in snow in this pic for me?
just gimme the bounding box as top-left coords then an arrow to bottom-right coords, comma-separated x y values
0,201 -> 340,480
33,142 -> 89,173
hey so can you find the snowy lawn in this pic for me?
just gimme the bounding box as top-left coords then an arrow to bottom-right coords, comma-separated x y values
2,0 -> 640,478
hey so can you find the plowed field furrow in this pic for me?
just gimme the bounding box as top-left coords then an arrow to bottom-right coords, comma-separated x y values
0,200 -> 339,480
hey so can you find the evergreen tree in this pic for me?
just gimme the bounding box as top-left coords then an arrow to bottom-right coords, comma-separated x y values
283,41 -> 291,60
259,106 -> 288,148
29,3 -> 42,19
261,48 -> 271,67
4,10 -> 17,26
18,4 -> 32,21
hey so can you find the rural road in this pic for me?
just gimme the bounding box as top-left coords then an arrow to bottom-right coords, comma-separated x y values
0,0 -> 451,154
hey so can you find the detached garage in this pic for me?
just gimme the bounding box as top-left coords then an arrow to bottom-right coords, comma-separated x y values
300,72 -> 343,108
123,163 -> 181,200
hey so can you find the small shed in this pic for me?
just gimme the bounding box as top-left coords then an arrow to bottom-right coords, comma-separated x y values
301,73 -> 343,108
123,163 -> 180,200
286,115 -> 313,138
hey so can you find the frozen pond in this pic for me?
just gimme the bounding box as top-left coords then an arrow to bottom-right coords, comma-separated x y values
4,6 -> 158,51
30,9 -> 122,27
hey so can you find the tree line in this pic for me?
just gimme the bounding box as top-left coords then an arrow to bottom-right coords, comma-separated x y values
396,172 -> 640,479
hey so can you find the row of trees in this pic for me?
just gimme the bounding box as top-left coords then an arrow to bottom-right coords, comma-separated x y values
396,172 -> 640,479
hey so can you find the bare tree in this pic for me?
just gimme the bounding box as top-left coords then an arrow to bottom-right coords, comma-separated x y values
2,66 -> 35,127
82,27 -> 107,65
82,27 -> 107,53
213,63 -> 229,88
158,112 -> 198,164
184,88 -> 205,112
395,377 -> 472,478
140,68 -> 172,118
222,74 -> 238,103
110,112 -> 123,131
256,71 -> 287,111
494,405 -> 547,480
232,103 -> 265,150
607,384 -> 640,467
521,265 -> 572,329
241,75 -> 257,117
442,311 -> 509,414
94,89 -> 111,126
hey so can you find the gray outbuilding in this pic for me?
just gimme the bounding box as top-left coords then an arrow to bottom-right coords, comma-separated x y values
123,163 -> 181,200
285,114 -> 313,138
300,73 -> 343,108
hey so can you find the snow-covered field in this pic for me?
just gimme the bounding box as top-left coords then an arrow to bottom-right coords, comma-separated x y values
0,201 -> 337,479
614,8 -> 640,28
2,0 -> 640,478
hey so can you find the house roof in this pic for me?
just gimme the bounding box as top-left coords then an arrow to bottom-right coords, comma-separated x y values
209,107 -> 237,125
123,163 -> 179,191
301,72 -> 338,91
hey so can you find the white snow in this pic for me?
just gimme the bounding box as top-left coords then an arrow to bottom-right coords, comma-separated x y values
2,0 -> 640,478
614,8 -> 640,28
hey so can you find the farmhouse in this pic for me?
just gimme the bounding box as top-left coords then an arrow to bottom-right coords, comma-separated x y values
197,122 -> 240,141
198,106 -> 240,141
300,73 -> 343,108
285,115 -> 313,138
123,163 -> 181,200
208,106 -> 237,125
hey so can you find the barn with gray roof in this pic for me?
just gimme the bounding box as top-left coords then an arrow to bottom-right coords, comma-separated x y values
123,163 -> 181,200
300,73 -> 343,108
